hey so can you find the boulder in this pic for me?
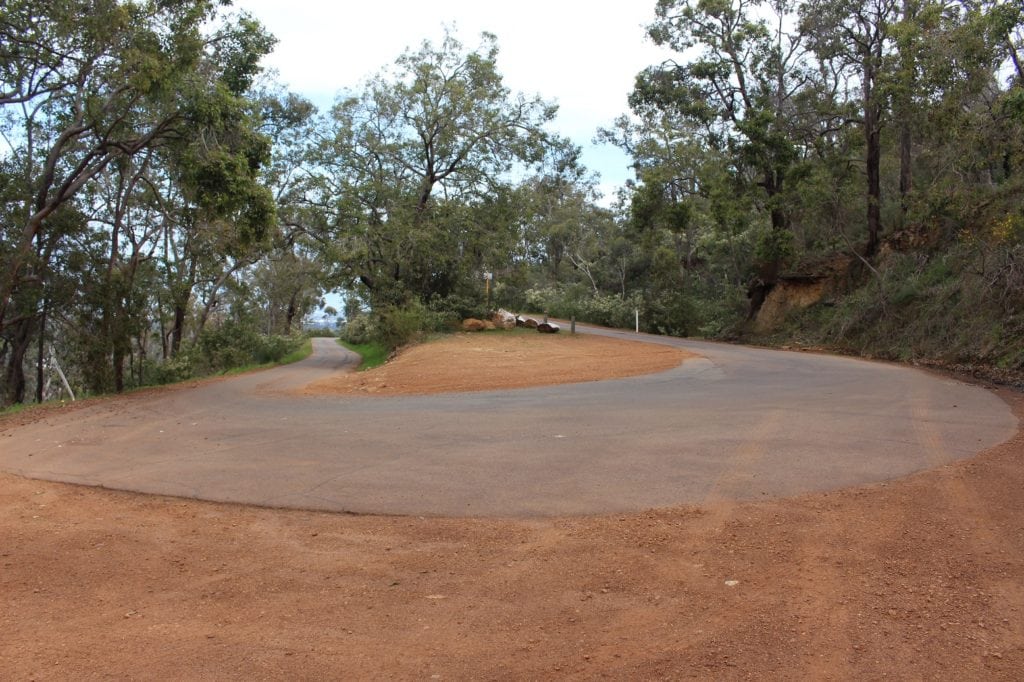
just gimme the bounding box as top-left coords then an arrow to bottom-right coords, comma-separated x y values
492,309 -> 516,330
522,317 -> 539,329
462,318 -> 487,332
537,322 -> 560,334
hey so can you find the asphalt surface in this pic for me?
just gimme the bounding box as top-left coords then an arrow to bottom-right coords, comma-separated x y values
0,332 -> 1017,516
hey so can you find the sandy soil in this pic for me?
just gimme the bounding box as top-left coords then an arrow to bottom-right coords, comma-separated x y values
304,331 -> 693,396
1,336 -> 1023,679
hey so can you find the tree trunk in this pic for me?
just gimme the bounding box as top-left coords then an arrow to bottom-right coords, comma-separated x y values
3,318 -> 34,406
897,0 -> 916,222
865,111 -> 882,257
285,290 -> 299,334
36,300 -> 47,403
899,124 -> 911,217
864,46 -> 882,258
113,344 -> 125,393
171,304 -> 186,356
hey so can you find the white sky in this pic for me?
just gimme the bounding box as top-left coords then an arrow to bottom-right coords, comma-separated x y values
231,0 -> 672,203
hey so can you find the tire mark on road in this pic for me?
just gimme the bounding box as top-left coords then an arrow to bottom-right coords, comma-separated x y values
703,409 -> 785,508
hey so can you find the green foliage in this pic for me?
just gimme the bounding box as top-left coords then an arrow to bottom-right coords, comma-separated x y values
756,244 -> 1024,374
340,300 -> 453,350
337,339 -> 389,372
142,352 -> 197,387
754,229 -> 795,270
0,0 -> 278,405
373,305 -> 430,350
194,320 -> 302,375
374,302 -> 455,350
312,29 -> 559,311
425,294 -> 490,326
4,0 -> 1023,406
339,314 -> 377,346
526,286 -> 643,330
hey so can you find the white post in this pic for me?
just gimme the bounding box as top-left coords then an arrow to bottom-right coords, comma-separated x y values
635,309 -> 639,334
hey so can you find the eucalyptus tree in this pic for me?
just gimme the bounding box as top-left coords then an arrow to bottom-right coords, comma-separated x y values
314,31 -> 558,310
800,0 -> 901,256
630,0 -> 816,314
801,0 -> 1024,250
0,0 -> 276,403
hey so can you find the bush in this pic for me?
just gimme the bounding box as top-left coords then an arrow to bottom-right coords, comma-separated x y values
194,320 -> 301,374
251,334 -> 298,364
141,351 -> 195,386
342,301 -> 453,351
196,321 -> 255,372
425,293 -> 490,323
339,314 -> 376,345
376,301 -> 454,349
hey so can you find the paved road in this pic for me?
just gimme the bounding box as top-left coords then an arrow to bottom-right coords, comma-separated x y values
0,332 -> 1017,516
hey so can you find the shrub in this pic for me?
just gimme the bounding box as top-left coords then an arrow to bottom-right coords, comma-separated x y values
141,351 -> 195,386
251,334 -> 299,364
375,300 -> 455,349
425,293 -> 490,323
339,314 -> 376,345
194,320 -> 301,373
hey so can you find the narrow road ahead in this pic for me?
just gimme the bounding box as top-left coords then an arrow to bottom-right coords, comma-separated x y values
0,333 -> 1016,516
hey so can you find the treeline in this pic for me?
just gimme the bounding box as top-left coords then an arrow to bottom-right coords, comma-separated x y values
538,0 -> 1024,373
1,0 -> 287,405
634,0 -> 1023,371
2,1 -> 1022,407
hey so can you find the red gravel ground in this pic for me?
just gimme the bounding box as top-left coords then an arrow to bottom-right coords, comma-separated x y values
1,338 -> 1022,679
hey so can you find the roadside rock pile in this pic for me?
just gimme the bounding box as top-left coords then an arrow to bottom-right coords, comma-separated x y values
462,311 -> 558,333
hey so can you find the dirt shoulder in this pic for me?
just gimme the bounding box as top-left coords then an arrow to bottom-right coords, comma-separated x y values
304,330 -> 694,396
1,335 -> 1023,678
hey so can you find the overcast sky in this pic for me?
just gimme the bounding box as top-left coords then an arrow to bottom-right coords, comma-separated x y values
232,0 -> 672,203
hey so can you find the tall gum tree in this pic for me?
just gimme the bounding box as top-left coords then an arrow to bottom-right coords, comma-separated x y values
630,0 -> 815,314
314,31 -> 559,308
801,0 -> 899,257
0,0 -> 276,403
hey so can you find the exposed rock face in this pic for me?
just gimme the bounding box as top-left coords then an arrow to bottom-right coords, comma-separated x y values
754,278 -> 828,332
753,256 -> 855,333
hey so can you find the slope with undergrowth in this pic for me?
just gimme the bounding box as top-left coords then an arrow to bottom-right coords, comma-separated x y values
736,241 -> 1024,388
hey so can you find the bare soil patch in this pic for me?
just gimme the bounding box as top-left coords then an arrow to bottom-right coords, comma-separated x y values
2,339 -> 1023,678
304,331 -> 693,396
